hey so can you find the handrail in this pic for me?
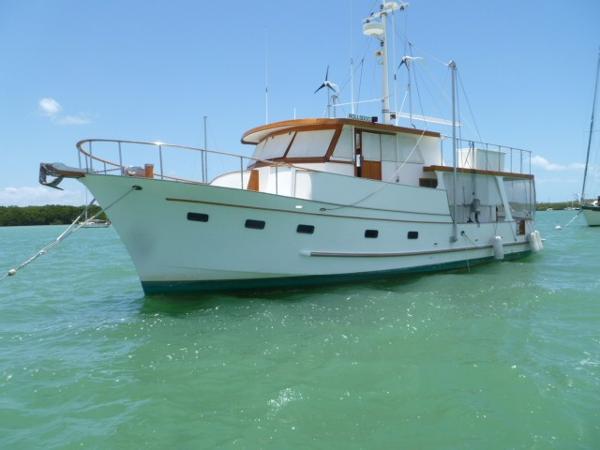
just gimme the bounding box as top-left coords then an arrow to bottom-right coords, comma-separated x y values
75,138 -> 322,193
439,135 -> 533,175
441,135 -> 532,155
76,138 -> 310,172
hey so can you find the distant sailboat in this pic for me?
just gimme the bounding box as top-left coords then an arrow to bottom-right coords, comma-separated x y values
79,193 -> 111,228
580,48 -> 600,227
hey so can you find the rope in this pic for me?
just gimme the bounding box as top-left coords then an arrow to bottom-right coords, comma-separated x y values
1,186 -> 138,281
563,210 -> 582,228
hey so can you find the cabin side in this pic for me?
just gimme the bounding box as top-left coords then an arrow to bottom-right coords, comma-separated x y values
210,118 -> 535,227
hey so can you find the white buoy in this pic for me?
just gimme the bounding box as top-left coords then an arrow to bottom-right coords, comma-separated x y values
555,225 -> 562,230
492,235 -> 504,260
8,269 -> 16,276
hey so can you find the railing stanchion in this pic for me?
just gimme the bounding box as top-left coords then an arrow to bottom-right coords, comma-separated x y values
103,162 -> 107,174
240,157 -> 244,189
89,142 -> 94,172
78,149 -> 82,169
159,145 -> 164,180
520,150 -> 523,174
275,165 -> 279,195
118,142 -> 123,171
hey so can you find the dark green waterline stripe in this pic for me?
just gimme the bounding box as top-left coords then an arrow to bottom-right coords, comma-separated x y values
141,250 -> 532,295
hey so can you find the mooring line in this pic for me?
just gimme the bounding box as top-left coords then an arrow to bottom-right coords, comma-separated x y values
1,186 -> 139,281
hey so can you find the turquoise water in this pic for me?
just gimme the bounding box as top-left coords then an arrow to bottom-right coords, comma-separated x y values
0,211 -> 598,449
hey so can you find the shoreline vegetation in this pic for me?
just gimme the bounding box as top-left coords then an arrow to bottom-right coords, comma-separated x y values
0,205 -> 107,227
0,202 -> 584,227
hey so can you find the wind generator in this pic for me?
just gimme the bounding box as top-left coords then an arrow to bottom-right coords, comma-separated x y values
314,66 -> 339,118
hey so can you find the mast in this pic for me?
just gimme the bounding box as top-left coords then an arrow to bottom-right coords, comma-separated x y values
362,2 -> 405,125
580,48 -> 600,205
449,60 -> 458,242
380,4 -> 391,124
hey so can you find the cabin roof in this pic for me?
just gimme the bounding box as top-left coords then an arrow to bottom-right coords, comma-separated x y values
241,118 -> 441,144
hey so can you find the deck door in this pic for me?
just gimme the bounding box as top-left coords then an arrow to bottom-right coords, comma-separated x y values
355,130 -> 382,180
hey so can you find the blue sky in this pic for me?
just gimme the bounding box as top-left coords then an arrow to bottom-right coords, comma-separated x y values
1,0 -> 599,205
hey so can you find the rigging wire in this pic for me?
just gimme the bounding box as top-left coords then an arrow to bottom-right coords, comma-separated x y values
457,70 -> 483,142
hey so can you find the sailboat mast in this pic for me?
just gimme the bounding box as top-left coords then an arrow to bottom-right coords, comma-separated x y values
580,48 -> 600,204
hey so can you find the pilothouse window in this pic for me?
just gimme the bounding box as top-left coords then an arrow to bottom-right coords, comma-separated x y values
253,132 -> 294,161
286,129 -> 335,159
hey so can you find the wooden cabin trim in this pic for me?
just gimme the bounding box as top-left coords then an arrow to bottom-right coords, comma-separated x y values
324,125 -> 343,159
247,169 -> 259,191
281,131 -> 298,158
423,165 -> 534,180
247,158 -> 353,169
241,118 -> 440,144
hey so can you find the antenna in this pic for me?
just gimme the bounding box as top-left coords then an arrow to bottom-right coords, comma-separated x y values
264,29 -> 269,124
350,58 -> 356,115
202,115 -> 208,183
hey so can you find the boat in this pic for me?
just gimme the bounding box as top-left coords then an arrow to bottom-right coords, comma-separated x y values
79,218 -> 111,228
38,2 -> 542,294
78,198 -> 111,228
580,48 -> 600,227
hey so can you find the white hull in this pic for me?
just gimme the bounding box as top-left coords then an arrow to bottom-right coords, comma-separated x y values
83,174 -> 533,294
582,207 -> 600,226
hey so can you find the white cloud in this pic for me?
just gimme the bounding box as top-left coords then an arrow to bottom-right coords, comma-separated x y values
39,97 -> 62,117
0,186 -> 84,207
531,155 -> 585,172
38,97 -> 91,126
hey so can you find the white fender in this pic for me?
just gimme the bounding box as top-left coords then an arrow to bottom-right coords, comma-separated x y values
535,230 -> 544,251
492,235 -> 504,260
529,231 -> 542,253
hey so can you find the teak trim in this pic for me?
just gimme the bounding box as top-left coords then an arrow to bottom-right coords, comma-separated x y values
241,118 -> 440,144
423,165 -> 534,180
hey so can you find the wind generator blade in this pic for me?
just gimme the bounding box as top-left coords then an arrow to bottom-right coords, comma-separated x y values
314,83 -> 326,94
325,65 -> 330,81
326,81 -> 339,93
395,112 -> 461,127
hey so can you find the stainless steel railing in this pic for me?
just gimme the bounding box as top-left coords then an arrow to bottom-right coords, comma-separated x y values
75,139 -> 313,194
440,136 -> 533,174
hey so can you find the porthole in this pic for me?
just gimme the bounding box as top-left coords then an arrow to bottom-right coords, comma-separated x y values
187,212 -> 209,222
297,224 -> 315,234
245,219 -> 265,230
407,231 -> 419,239
365,229 -> 378,238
